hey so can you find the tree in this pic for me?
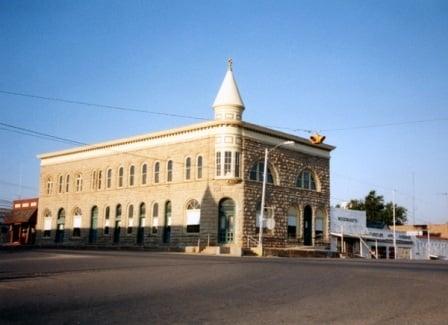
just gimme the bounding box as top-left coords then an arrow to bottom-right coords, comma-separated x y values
347,190 -> 407,226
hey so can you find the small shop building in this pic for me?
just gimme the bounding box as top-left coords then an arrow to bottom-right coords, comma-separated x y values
4,198 -> 38,245
330,207 -> 413,259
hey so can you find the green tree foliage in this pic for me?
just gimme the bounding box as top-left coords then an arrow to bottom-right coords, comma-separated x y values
347,190 -> 407,226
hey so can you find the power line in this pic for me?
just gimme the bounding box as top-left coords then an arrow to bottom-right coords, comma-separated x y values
0,180 -> 37,191
321,117 -> 448,132
3,89 -> 447,135
0,90 -> 210,122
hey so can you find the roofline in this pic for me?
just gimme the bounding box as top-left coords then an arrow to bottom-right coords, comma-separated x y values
37,119 -> 335,160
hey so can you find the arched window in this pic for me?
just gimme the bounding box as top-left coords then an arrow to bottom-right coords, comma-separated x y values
249,162 -> 274,184
296,170 -> 317,190
186,199 -> 201,233
287,207 -> 298,239
129,165 -> 135,186
152,203 -> 159,233
116,204 -> 122,219
197,156 -> 203,179
58,175 -> 63,193
154,162 -> 160,184
167,160 -> 173,182
98,170 -> 102,190
104,206 -> 110,235
127,205 -> 134,234
163,201 -> 172,243
72,207 -> 82,237
65,174 -> 70,192
139,203 -> 146,218
185,157 -> 191,180
315,209 -> 325,241
43,209 -> 52,237
118,167 -> 124,187
141,163 -> 148,185
75,174 -> 82,192
92,171 -> 97,190
46,177 -> 53,195
106,169 -> 112,189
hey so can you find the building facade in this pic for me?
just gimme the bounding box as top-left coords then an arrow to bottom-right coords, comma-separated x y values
36,63 -> 335,252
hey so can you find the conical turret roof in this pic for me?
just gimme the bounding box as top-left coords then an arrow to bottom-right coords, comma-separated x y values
212,60 -> 245,109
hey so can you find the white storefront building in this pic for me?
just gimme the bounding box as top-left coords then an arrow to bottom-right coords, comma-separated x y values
330,208 -> 413,259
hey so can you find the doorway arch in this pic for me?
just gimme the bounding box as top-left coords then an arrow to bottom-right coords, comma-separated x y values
218,198 -> 235,244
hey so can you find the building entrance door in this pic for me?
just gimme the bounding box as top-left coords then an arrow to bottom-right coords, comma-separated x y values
163,201 -> 171,243
303,205 -> 312,246
137,217 -> 145,245
113,220 -> 121,243
218,198 -> 235,244
89,206 -> 98,244
55,208 -> 65,244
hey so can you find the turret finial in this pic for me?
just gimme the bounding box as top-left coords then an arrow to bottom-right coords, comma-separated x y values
227,58 -> 233,71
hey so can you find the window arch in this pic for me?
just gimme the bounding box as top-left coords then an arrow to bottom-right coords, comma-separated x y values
141,163 -> 148,185
167,160 -> 173,182
185,157 -> 191,180
152,202 -> 159,233
197,155 -> 203,179
72,207 -> 82,237
249,162 -> 274,184
154,162 -> 160,184
118,167 -> 124,188
127,204 -> 134,234
186,199 -> 201,233
43,209 -> 52,237
46,177 -> 53,195
296,169 -> 317,190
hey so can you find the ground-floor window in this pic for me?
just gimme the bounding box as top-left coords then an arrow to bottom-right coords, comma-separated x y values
72,208 -> 82,237
186,199 -> 201,233
287,207 -> 298,239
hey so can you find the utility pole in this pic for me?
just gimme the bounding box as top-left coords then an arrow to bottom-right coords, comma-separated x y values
412,172 -> 416,225
392,189 -> 397,259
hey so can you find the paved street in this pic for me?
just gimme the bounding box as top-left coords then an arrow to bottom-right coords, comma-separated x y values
1,249 -> 448,324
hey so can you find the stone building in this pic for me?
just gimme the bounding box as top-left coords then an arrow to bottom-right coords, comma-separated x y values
36,62 -> 335,252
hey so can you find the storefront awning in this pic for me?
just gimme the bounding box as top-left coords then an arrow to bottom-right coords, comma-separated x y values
4,208 -> 37,224
330,232 -> 413,245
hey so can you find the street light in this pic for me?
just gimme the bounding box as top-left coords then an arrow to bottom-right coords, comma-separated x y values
258,140 -> 295,254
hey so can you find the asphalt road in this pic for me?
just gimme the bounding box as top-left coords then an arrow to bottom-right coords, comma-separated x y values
1,249 -> 448,324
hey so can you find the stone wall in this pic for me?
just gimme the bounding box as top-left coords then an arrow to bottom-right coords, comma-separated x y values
242,137 -> 331,248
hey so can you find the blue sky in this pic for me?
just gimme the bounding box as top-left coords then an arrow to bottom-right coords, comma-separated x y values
1,1 -> 447,223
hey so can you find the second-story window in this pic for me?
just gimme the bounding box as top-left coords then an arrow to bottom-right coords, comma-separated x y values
65,175 -> 70,192
58,175 -> 63,193
197,156 -> 203,179
154,162 -> 160,183
185,157 -> 191,180
141,163 -> 147,185
224,151 -> 232,176
107,169 -> 112,189
75,174 -> 83,192
167,160 -> 173,182
46,177 -> 53,195
235,152 -> 240,178
129,165 -> 135,186
98,170 -> 102,190
118,167 -> 124,187
216,152 -> 221,176
92,171 -> 97,190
